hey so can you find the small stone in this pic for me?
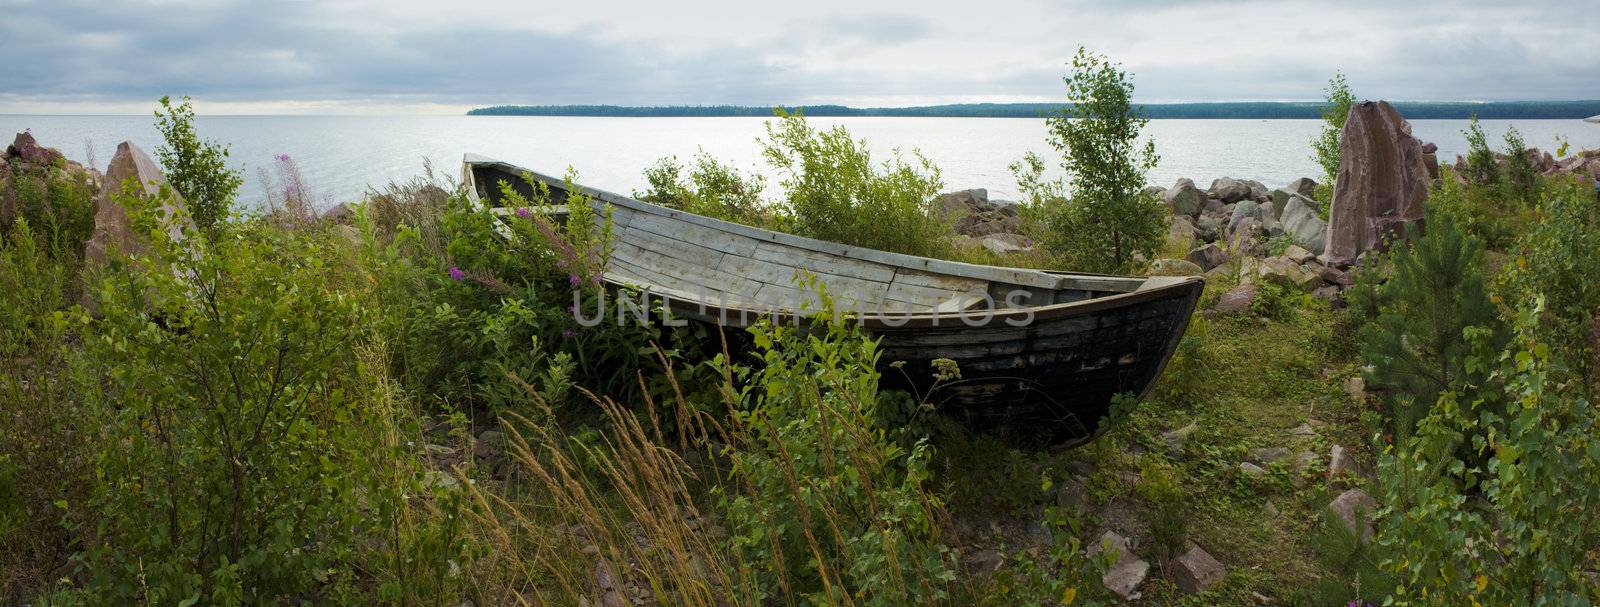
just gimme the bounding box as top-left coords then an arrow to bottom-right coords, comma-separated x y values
1344,376 -> 1366,403
1056,477 -> 1089,510
593,560 -> 619,591
1249,447 -> 1291,464
1252,590 -> 1274,605
962,548 -> 1004,577
1291,451 -> 1319,475
1238,462 -> 1266,477
1328,444 -> 1359,480
1329,488 -> 1378,542
1088,531 -> 1148,600
1066,460 -> 1096,479
1290,423 -> 1317,437
1263,500 -> 1280,517
1212,283 -> 1259,316
1282,244 -> 1315,264
1172,545 -> 1227,593
1161,423 -> 1198,455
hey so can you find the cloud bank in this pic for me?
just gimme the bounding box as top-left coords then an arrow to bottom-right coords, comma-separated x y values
1,0 -> 1595,113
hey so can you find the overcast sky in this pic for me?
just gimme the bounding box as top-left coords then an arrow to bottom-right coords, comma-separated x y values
2,0 -> 1595,114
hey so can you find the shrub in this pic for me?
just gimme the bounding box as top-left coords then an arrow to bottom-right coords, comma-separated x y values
637,152 -> 768,226
72,186 -> 386,602
0,155 -> 97,267
719,284 -> 957,605
760,110 -> 951,258
1310,72 -> 1356,190
1499,176 -> 1600,393
1019,47 -> 1166,274
1462,115 -> 1499,186
1374,304 -> 1600,605
154,95 -> 243,230
0,219 -> 91,601
1500,126 -> 1538,205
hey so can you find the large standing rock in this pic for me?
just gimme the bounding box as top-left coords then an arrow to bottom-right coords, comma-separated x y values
1326,101 -> 1430,265
1208,177 -> 1253,204
83,141 -> 192,267
1167,216 -> 1197,251
1281,195 -> 1328,255
1165,178 -> 1205,217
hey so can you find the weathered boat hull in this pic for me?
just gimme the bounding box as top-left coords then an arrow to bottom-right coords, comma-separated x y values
462,155 -> 1203,445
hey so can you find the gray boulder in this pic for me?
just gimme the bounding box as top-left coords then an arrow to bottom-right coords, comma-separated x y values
1212,283 -> 1258,316
1148,258 -> 1204,276
1165,178 -> 1205,217
1280,195 -> 1328,255
1329,488 -> 1378,542
1186,243 -> 1228,271
1286,177 -> 1317,197
1229,200 -> 1264,234
1088,531 -> 1149,600
1208,177 -> 1253,204
979,233 -> 1033,255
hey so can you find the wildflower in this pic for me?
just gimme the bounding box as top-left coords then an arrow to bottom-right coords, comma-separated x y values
449,266 -> 465,281
275,153 -> 290,162
562,329 -> 576,338
516,207 -> 531,218
568,274 -> 581,287
590,274 -> 602,286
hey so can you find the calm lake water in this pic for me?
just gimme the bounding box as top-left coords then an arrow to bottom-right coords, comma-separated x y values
4,115 -> 1597,209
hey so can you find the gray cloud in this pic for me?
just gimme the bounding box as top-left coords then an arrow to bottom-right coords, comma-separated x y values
0,0 -> 1595,112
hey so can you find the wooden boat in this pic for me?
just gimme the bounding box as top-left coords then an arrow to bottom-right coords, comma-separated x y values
463,155 -> 1204,445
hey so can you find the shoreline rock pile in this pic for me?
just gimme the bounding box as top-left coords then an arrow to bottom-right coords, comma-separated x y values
935,188 -> 1035,255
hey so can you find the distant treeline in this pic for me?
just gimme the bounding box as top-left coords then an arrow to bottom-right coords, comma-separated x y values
468,101 -> 1600,119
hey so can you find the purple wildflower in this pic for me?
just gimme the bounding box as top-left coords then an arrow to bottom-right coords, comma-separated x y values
275,153 -> 290,162
568,274 -> 581,287
567,304 -> 576,314
516,207 -> 531,218
562,329 -> 576,338
590,274 -> 602,286
449,266 -> 465,281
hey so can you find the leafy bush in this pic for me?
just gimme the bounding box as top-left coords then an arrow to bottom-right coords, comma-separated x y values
1500,126 -> 1538,204
1018,47 -> 1166,274
154,95 -> 243,230
637,152 -> 768,226
1310,72 -> 1355,189
760,110 -> 951,258
1,155 -> 97,267
1428,165 -> 1529,251
1374,305 -> 1600,605
719,284 -> 957,605
1462,115 -> 1499,187
0,219 -> 91,601
73,187 -> 387,602
1499,176 -> 1600,392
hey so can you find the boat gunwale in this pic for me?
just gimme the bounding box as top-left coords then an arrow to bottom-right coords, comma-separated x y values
463,154 -> 1149,294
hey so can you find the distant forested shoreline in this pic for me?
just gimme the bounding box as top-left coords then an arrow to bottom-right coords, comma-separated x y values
468,101 -> 1600,119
